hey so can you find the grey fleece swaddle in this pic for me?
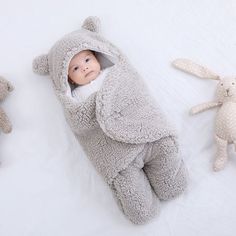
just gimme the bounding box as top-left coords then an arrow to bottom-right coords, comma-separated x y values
32,16 -> 187,224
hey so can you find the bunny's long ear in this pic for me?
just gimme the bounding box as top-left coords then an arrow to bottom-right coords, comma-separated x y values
172,58 -> 220,80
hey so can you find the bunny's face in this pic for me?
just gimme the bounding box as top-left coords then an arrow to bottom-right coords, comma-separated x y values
216,77 -> 236,103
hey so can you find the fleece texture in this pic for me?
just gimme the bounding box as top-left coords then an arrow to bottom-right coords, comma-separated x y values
33,16 -> 187,224
0,76 -> 14,134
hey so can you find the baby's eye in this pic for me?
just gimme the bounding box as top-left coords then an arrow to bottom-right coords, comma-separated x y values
232,82 -> 235,85
73,66 -> 79,72
85,58 -> 90,63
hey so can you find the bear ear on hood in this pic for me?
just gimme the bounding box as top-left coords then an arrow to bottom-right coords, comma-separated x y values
82,16 -> 101,33
32,54 -> 49,75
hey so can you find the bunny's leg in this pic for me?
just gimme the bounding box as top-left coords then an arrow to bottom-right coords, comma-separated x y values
214,135 -> 228,171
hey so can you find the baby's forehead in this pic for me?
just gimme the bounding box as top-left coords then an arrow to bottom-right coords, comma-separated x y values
72,50 -> 93,60
68,50 -> 95,70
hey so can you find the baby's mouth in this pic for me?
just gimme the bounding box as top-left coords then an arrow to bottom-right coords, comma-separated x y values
85,71 -> 94,77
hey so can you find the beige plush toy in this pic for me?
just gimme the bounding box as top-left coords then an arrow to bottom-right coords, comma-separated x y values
173,59 -> 236,171
0,76 -> 14,134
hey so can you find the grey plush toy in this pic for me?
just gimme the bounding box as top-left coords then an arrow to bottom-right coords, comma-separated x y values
32,16 -> 187,224
0,76 -> 14,134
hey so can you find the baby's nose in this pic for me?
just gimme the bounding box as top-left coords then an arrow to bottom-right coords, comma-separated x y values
226,88 -> 230,93
82,66 -> 89,72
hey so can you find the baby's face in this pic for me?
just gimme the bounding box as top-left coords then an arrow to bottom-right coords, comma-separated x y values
68,50 -> 101,85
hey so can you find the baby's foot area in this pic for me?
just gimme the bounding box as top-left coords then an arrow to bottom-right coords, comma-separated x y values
110,162 -> 160,225
145,136 -> 188,201
156,161 -> 188,201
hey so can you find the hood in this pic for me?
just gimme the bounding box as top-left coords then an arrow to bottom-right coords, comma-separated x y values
33,16 -> 121,95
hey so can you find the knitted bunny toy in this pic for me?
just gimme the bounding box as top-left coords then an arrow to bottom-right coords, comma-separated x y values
0,76 -> 14,134
173,59 -> 236,171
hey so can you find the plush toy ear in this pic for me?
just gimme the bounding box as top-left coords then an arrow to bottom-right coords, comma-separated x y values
6,81 -> 14,92
172,59 -> 220,80
82,16 -> 101,33
0,77 -> 14,92
32,54 -> 49,75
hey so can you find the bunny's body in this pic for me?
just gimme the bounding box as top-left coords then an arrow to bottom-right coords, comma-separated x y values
216,102 -> 236,142
173,59 -> 236,171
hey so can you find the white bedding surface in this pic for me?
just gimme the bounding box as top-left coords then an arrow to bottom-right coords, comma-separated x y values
1,0 -> 236,235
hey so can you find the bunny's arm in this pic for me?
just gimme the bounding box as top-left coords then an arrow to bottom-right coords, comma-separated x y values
190,101 -> 221,115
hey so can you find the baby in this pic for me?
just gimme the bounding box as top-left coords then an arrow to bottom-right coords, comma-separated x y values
33,16 -> 187,225
68,50 -> 109,101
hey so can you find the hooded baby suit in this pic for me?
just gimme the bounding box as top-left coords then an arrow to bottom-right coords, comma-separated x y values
32,16 -> 187,224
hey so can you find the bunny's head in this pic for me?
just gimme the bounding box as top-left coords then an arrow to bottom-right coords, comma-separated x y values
216,77 -> 236,103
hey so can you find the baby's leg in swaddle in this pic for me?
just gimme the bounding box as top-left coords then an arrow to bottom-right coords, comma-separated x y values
111,146 -> 160,225
143,137 -> 187,201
